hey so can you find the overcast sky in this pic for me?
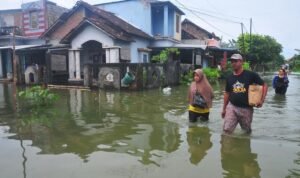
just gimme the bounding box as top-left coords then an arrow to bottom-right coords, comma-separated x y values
1,0 -> 299,59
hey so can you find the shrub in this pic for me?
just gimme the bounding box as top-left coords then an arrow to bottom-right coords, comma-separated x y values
180,70 -> 193,85
151,48 -> 180,63
203,67 -> 220,83
18,86 -> 58,107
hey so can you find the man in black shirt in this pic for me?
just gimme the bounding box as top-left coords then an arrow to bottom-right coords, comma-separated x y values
221,54 -> 268,134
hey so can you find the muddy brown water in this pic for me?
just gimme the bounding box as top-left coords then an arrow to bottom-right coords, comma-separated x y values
0,74 -> 299,178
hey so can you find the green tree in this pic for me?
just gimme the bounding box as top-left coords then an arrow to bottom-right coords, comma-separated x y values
151,48 -> 180,63
237,33 -> 283,68
288,54 -> 300,72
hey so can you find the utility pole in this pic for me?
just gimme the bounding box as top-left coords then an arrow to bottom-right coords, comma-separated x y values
249,18 -> 252,55
241,23 -> 245,55
12,26 -> 18,83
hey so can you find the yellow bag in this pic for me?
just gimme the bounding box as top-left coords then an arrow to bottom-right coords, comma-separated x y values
248,85 -> 263,106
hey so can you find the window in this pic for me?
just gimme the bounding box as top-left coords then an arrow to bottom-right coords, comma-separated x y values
29,11 -> 38,29
175,14 -> 180,33
142,53 -> 149,63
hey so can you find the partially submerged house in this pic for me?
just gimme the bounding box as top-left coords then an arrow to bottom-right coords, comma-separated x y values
13,0 -> 237,87
0,0 -> 67,81
17,1 -> 154,86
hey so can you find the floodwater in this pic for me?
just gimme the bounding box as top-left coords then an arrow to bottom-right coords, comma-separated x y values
0,74 -> 299,178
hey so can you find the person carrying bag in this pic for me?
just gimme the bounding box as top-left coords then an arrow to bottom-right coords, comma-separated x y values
188,69 -> 214,122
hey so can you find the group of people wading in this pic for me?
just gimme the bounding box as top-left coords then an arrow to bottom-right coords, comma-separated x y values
187,53 -> 289,134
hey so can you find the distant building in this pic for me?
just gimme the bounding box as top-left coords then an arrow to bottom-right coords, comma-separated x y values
21,0 -> 67,37
181,18 -> 237,69
0,0 -> 67,80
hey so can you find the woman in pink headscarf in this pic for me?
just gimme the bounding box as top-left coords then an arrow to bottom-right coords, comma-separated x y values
188,69 -> 214,122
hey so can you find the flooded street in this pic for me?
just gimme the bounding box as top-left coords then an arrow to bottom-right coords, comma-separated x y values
0,74 -> 299,178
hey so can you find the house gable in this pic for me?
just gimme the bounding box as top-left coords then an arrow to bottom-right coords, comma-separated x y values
70,24 -> 114,49
42,1 -> 152,43
45,7 -> 85,41
95,0 -> 152,35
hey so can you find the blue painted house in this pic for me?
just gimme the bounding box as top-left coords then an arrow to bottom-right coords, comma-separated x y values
95,0 -> 222,68
95,0 -> 185,51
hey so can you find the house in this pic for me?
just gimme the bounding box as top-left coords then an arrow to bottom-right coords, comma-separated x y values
181,18 -> 237,69
15,0 -> 234,87
95,0 -> 188,58
18,1 -> 154,85
0,0 -> 67,81
95,0 -> 184,45
18,0 -> 185,87
96,0 -> 223,68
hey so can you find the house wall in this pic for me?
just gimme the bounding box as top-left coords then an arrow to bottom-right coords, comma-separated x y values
49,8 -> 85,41
70,24 -> 151,63
168,8 -> 175,37
152,7 -> 164,36
22,0 -> 46,37
130,37 -> 150,63
115,37 -> 150,63
71,25 -> 114,49
0,11 -> 22,28
96,1 -> 152,35
22,0 -> 67,37
174,12 -> 181,41
0,52 -> 2,78
23,38 -> 45,45
151,4 -> 181,40
182,39 -> 206,45
2,50 -> 12,76
150,39 -> 175,48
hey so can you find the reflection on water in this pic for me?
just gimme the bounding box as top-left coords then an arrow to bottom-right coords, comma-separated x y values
221,135 -> 261,178
0,74 -> 299,177
287,149 -> 300,178
186,126 -> 212,165
6,88 -> 181,165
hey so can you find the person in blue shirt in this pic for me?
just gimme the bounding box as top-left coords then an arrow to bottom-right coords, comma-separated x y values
272,69 -> 289,95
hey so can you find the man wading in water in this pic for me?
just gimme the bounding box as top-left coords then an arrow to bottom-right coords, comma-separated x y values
221,54 -> 268,134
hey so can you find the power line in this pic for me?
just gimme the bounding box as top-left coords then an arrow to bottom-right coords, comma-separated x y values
174,0 -> 236,39
174,2 -> 251,21
177,5 -> 241,24
205,0 -> 220,13
242,23 -> 249,33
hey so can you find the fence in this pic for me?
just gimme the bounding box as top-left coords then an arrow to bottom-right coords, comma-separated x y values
83,60 -> 181,90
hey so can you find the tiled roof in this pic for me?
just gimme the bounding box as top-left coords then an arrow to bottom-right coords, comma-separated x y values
61,17 -> 134,43
42,1 -> 152,41
80,1 -> 152,40
182,18 -> 220,40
